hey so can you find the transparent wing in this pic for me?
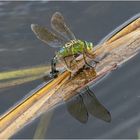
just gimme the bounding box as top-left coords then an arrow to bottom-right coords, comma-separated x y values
66,94 -> 88,123
51,12 -> 76,41
82,88 -> 111,122
31,24 -> 66,48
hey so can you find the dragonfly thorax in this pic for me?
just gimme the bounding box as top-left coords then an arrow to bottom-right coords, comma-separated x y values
57,40 -> 93,58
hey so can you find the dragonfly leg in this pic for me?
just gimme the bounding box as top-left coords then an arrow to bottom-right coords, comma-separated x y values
62,53 -> 78,73
62,57 -> 75,79
62,55 -> 79,78
49,56 -> 59,78
85,52 -> 99,65
82,50 -> 93,68
68,46 -> 79,71
63,57 -> 73,72
69,56 -> 79,72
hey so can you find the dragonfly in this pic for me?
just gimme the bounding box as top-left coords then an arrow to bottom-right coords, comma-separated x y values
2,12 -> 140,134
0,13 -> 96,88
31,12 -> 99,78
0,12 -> 99,88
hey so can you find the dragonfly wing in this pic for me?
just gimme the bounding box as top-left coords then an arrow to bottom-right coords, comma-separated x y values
66,94 -> 88,123
82,88 -> 111,122
31,24 -> 66,48
51,12 -> 76,41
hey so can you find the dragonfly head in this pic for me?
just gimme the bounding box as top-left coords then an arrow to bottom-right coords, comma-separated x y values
84,41 -> 94,52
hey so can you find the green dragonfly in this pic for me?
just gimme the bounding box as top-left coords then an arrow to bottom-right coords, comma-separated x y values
31,12 -> 98,78
2,12 -> 140,139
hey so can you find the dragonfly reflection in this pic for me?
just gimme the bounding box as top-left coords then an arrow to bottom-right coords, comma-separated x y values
66,87 -> 111,123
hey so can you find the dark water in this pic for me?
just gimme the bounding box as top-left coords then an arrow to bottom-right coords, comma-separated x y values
1,1 -> 140,139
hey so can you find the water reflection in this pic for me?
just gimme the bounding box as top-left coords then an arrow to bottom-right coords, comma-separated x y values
32,84 -> 111,139
66,87 -> 111,123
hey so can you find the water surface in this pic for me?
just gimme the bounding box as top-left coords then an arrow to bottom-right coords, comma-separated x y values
0,1 -> 140,139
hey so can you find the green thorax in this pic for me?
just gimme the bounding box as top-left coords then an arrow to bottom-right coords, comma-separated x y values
57,40 -> 93,57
